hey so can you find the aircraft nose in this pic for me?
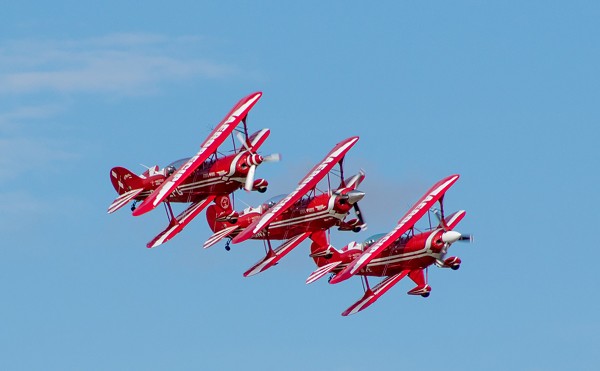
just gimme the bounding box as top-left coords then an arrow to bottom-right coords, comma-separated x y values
441,231 -> 462,244
345,190 -> 365,205
248,154 -> 263,166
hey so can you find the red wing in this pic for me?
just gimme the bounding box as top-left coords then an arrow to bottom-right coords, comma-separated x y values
243,232 -> 311,277
330,174 -> 460,284
132,92 -> 263,216
231,136 -> 359,244
444,210 -> 466,230
146,195 -> 216,248
245,128 -> 270,152
341,270 -> 409,316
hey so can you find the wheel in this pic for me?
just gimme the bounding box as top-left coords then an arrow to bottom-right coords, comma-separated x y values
258,187 -> 267,193
421,292 -> 430,298
352,227 -> 362,233
451,265 -> 460,271
225,245 -> 231,251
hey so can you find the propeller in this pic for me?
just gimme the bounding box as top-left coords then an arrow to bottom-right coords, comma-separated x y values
353,202 -> 366,227
244,164 -> 257,191
334,188 -> 366,230
236,132 -> 252,151
236,132 -> 280,191
459,234 -> 473,242
429,207 -> 473,268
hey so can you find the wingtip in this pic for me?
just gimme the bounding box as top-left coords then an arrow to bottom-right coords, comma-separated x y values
248,91 -> 263,101
132,202 -> 149,216
230,233 -> 247,245
328,273 -> 347,285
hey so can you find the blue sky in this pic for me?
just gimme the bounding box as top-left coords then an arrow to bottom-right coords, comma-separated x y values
1,1 -> 599,370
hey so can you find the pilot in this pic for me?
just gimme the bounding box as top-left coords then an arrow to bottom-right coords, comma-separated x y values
260,200 -> 275,213
165,165 -> 176,176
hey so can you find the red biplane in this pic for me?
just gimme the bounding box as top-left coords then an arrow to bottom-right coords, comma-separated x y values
107,92 -> 279,248
203,136 -> 367,277
307,174 -> 472,316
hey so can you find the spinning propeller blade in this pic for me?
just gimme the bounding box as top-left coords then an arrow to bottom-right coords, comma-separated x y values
353,202 -> 366,226
459,234 -> 473,242
244,165 -> 257,191
235,131 -> 280,192
236,132 -> 251,151
262,153 -> 281,162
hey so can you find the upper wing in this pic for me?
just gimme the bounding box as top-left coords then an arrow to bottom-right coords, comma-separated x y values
443,210 -> 466,230
329,174 -> 460,284
230,136 -> 359,244
245,128 -> 271,152
132,92 -> 263,216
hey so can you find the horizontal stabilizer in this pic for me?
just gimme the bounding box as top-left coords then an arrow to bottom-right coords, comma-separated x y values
146,196 -> 215,248
203,225 -> 240,249
107,188 -> 143,214
306,261 -> 342,284
341,270 -> 409,316
243,232 -> 311,277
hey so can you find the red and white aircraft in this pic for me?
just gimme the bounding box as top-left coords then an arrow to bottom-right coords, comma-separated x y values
107,92 -> 279,248
203,136 -> 367,277
307,174 -> 472,316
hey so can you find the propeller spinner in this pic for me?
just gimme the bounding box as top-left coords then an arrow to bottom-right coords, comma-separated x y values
236,132 -> 280,191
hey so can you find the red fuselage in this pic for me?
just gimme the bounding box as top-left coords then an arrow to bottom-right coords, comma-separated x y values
112,151 -> 265,204
209,192 -> 360,241
314,229 -> 448,277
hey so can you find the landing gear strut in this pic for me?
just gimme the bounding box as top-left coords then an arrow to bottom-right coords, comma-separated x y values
131,201 -> 137,212
225,239 -> 231,251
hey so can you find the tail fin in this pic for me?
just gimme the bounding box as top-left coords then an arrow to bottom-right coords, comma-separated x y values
306,230 -> 344,284
206,195 -> 237,233
309,230 -> 342,267
110,167 -> 145,195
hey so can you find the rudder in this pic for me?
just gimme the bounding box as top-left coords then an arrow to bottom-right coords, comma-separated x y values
110,167 -> 145,195
206,195 -> 238,233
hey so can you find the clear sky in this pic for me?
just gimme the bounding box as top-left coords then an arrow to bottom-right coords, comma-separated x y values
1,1 -> 599,370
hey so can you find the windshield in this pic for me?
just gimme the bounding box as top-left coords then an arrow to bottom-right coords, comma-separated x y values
165,157 -> 190,170
362,233 -> 387,248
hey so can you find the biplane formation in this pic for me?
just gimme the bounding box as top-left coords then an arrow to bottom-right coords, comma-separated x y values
108,92 -> 473,315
